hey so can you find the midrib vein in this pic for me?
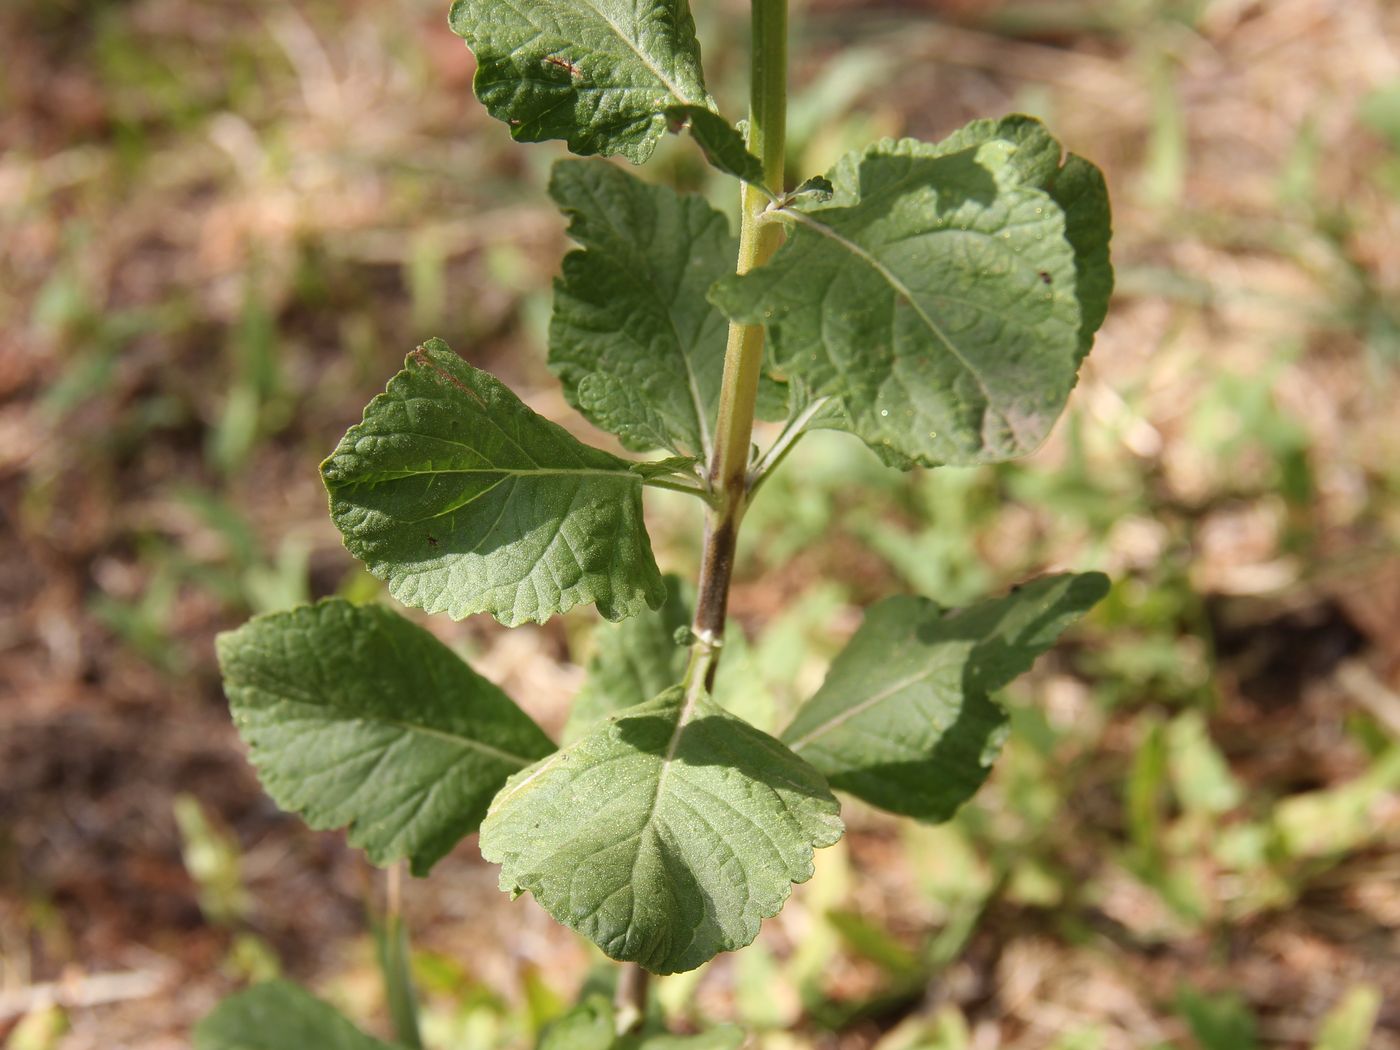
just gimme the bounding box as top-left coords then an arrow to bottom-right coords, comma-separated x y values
779,208 -> 998,411
357,466 -> 636,481
641,685 -> 703,848
576,0 -> 695,104
785,666 -> 939,752
570,177 -> 712,458
248,677 -> 541,768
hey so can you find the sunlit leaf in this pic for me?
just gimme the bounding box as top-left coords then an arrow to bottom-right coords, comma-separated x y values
712,117 -> 1112,466
451,0 -> 744,170
323,339 -> 665,626
482,686 -> 843,973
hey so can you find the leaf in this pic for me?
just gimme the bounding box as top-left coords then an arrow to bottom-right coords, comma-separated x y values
788,175 -> 834,206
1175,988 -> 1258,1050
665,105 -> 764,184
564,576 -> 692,743
628,456 -> 704,483
481,685 -> 844,974
323,339 -> 666,626
1165,710 -> 1242,815
538,997 -> 615,1050
781,573 -> 1108,821
538,997 -> 744,1050
711,118 -> 1111,467
927,115 -> 1113,352
1311,986 -> 1381,1050
217,599 -> 555,876
449,0 -> 712,165
640,1028 -> 745,1050
194,981 -> 396,1050
549,160 -> 734,459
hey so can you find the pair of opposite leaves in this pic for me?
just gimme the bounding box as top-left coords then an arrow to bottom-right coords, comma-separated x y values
219,573 -> 1106,976
323,116 -> 1110,632
220,0 -> 1114,981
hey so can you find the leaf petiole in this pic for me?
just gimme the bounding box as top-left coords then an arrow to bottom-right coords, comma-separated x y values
641,472 -> 716,502
748,395 -> 829,493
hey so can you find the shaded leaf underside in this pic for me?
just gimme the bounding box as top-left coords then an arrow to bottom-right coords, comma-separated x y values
782,573 -> 1109,821
549,159 -> 735,460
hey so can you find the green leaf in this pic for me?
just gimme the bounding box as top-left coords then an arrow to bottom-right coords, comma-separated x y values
538,997 -> 615,1050
217,599 -> 555,876
323,339 -> 666,626
712,118 -> 1112,467
928,116 -> 1113,353
1312,986 -> 1381,1050
538,997 -> 744,1050
564,576 -> 692,743
1165,710 -> 1242,815
481,685 -> 844,974
1175,988 -> 1258,1050
640,1028 -> 744,1050
665,105 -> 764,184
781,573 -> 1108,821
549,161 -> 734,459
787,175 -> 834,206
449,0 -> 713,165
194,981 -> 396,1050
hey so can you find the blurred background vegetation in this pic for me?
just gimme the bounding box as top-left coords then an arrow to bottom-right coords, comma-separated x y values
3,0 -> 1400,1047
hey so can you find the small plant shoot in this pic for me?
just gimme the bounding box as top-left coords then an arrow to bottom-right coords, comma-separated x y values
203,0 -> 1114,1044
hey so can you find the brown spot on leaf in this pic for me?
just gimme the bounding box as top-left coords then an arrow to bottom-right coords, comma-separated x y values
544,55 -> 582,78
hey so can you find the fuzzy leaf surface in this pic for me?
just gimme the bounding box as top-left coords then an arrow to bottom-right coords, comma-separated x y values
449,0 -> 712,164
925,115 -> 1113,352
782,573 -> 1109,821
549,160 -> 735,458
218,600 -> 555,876
481,686 -> 844,974
323,340 -> 665,626
194,981 -> 396,1050
712,119 -> 1107,466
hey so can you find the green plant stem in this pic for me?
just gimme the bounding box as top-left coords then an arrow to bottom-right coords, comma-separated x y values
377,862 -> 423,1049
614,0 -> 789,1028
691,0 -> 788,673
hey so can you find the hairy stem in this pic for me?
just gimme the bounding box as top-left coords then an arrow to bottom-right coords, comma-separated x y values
692,0 -> 788,678
614,0 -> 789,1026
